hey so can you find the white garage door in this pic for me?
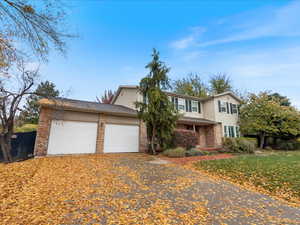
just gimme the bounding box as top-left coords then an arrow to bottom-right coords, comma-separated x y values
47,120 -> 98,155
104,124 -> 139,153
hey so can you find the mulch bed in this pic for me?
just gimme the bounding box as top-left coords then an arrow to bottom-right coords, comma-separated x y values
160,154 -> 234,165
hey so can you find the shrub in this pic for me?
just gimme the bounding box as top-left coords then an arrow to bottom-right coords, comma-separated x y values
163,147 -> 186,158
277,140 -> 300,151
172,129 -> 198,149
223,137 -> 256,154
185,148 -> 204,157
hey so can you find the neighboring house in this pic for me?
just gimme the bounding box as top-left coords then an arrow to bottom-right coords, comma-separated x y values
34,85 -> 241,156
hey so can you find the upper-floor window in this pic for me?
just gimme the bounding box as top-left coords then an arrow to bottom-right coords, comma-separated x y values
218,100 -> 238,114
193,100 -> 201,113
171,96 -> 201,113
171,96 -> 178,110
178,98 -> 185,111
218,101 -> 227,112
231,104 -> 238,114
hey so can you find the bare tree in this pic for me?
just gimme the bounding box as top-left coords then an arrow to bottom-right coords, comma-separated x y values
0,0 -> 72,70
96,89 -> 115,104
0,62 -> 38,162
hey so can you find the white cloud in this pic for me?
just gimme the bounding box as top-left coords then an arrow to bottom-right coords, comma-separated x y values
171,1 -> 300,48
170,26 -> 206,49
170,44 -> 300,107
168,1 -> 300,107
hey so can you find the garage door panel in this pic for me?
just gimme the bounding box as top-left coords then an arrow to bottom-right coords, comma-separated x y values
104,124 -> 139,153
47,120 -> 98,155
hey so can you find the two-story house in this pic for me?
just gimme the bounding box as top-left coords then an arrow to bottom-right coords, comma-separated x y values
112,85 -> 241,148
34,85 -> 241,156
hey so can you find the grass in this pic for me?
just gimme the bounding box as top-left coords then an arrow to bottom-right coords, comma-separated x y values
194,151 -> 300,203
14,124 -> 37,133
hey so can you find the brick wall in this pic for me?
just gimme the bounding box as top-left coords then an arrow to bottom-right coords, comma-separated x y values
198,127 -> 207,147
34,107 -> 53,156
205,126 -> 215,147
96,114 -> 106,153
214,123 -> 223,147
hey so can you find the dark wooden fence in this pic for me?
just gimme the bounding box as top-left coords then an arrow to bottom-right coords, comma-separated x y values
0,131 -> 36,162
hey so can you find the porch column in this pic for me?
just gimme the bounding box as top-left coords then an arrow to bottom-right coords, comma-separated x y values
198,126 -> 206,147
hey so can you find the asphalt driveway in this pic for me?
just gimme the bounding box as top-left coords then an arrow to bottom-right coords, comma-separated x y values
1,154 -> 299,224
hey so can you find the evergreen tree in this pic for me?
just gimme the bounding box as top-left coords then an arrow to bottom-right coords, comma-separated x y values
136,49 -> 179,154
20,81 -> 59,124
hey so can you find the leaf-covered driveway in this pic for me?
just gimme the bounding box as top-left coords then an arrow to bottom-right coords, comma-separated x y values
1,154 -> 300,225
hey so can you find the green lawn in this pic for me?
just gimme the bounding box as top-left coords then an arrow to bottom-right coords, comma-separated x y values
194,151 -> 300,203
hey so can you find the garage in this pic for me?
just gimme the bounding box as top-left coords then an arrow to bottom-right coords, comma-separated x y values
104,124 -> 139,153
47,120 -> 98,155
34,98 -> 147,156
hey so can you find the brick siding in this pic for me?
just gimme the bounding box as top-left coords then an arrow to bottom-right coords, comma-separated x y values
34,107 -> 53,156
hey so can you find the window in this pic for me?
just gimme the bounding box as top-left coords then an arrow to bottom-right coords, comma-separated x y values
230,126 -> 235,137
186,99 -> 192,112
232,126 -> 235,137
192,100 -> 198,112
224,126 -> 228,137
232,104 -> 238,114
178,98 -> 185,111
226,126 -> 236,137
221,101 -> 227,112
228,126 -> 232,137
171,96 -> 179,110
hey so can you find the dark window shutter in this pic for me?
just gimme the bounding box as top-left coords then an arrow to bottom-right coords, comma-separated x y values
175,98 -> 178,110
198,101 -> 201,113
218,100 -> 221,112
185,99 -> 188,112
189,100 -> 192,112
230,103 -> 233,114
226,102 -> 229,114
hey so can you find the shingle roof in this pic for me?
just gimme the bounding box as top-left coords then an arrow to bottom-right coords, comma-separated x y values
39,98 -> 137,116
178,117 -> 218,125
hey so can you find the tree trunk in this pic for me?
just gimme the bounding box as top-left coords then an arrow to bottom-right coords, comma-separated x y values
0,134 -> 13,162
259,132 -> 265,149
150,127 -> 157,155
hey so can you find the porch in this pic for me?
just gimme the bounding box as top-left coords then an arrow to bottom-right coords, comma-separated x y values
177,117 -> 222,148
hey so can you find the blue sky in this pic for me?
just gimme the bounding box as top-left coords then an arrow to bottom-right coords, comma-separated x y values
40,0 -> 300,108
